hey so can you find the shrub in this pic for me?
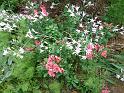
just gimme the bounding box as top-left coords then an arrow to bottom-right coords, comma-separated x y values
0,0 -> 28,12
103,0 -> 124,24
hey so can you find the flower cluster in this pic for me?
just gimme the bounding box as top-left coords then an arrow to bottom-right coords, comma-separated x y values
102,86 -> 110,93
30,0 -> 48,17
0,10 -> 23,32
45,55 -> 64,77
116,69 -> 124,82
86,43 -> 107,59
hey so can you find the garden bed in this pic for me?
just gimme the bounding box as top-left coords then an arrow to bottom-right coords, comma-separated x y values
0,0 -> 124,93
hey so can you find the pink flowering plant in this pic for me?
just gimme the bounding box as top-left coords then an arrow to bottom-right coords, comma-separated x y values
0,0 -> 124,93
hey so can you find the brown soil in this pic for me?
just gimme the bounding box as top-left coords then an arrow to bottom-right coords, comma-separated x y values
110,79 -> 124,93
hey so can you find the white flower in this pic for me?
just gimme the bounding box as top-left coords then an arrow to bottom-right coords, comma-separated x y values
79,23 -> 83,28
121,69 -> 124,73
120,78 -> 124,81
45,47 -> 48,50
3,49 -> 8,55
116,74 -> 120,79
75,6 -> 80,11
84,30 -> 89,34
70,12 -> 75,16
40,49 -> 44,53
40,44 -> 44,48
99,26 -> 103,30
65,4 -> 69,8
82,11 -> 86,17
67,8 -> 75,16
120,26 -> 124,29
25,30 -> 34,38
90,19 -> 95,22
75,47 -> 81,54
81,56 -> 87,59
0,22 -> 6,26
17,54 -> 24,59
66,42 -> 73,49
13,24 -> 17,28
120,32 -> 124,35
50,5 -> 54,9
97,21 -> 102,25
13,52 -> 24,59
92,27 -> 97,32
39,15 -> 43,19
2,69 -> 4,72
86,1 -> 94,6
72,40 -> 77,44
19,47 -> 25,54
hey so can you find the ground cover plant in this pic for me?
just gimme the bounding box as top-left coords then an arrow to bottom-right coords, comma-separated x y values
0,0 -> 124,93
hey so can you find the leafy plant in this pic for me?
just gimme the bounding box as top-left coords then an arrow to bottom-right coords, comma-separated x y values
0,0 -> 27,12
103,0 -> 124,24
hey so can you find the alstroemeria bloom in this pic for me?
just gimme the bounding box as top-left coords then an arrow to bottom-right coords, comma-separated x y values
101,50 -> 107,58
86,50 -> 94,59
34,9 -> 38,16
94,43 -> 100,52
86,43 -> 94,59
87,43 -> 94,50
48,70 -> 55,77
54,56 -> 61,63
102,86 -> 110,93
34,40 -> 41,46
40,4 -> 48,16
45,55 -> 64,77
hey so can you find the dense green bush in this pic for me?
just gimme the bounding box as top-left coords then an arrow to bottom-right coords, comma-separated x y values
0,0 -> 27,12
103,0 -> 124,24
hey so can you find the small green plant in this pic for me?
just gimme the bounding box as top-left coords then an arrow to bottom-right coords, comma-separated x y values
49,81 -> 61,93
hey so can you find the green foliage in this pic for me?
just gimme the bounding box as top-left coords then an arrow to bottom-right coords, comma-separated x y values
0,32 -> 10,51
0,0 -> 27,12
49,81 -> 61,93
83,77 -> 103,93
103,0 -> 124,24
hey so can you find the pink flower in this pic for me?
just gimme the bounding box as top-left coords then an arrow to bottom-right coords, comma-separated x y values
59,68 -> 64,73
48,55 -> 61,63
52,64 -> 60,73
86,50 -> 93,59
48,70 -> 55,77
45,55 -> 64,77
34,40 -> 41,46
94,43 -> 100,52
102,86 -> 110,93
102,89 -> 109,93
45,62 -> 53,70
87,43 -> 94,50
34,9 -> 38,16
101,50 -> 107,58
54,56 -> 61,63
48,58 -> 53,64
40,4 -> 48,16
86,43 -> 94,59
